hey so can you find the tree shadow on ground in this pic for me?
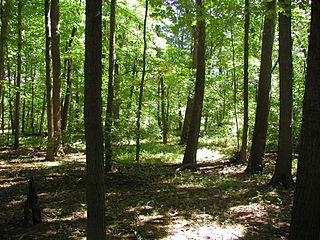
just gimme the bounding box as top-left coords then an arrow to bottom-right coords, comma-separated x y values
0,146 -> 293,239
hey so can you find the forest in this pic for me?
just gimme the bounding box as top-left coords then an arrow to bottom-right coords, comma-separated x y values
0,0 -> 319,239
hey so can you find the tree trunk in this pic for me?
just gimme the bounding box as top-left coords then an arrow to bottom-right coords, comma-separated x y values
245,0 -> 276,173
160,76 -> 168,144
135,0 -> 148,162
289,2 -> 320,238
239,0 -> 250,163
14,0 -> 22,149
0,0 -> 12,122
231,28 -> 239,151
105,0 -> 116,172
85,0 -> 106,239
269,0 -> 294,188
30,68 -> 35,134
182,0 -> 206,165
39,91 -> 46,134
45,0 -> 55,161
51,0 -> 62,154
61,26 -> 77,131
180,25 -> 197,145
180,92 -> 193,145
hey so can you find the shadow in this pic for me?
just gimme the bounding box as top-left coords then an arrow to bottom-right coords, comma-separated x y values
0,146 -> 293,239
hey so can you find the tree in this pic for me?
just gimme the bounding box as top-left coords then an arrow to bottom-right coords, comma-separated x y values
245,0 -> 276,173
61,26 -> 77,131
105,0 -> 116,171
51,0 -> 62,154
13,0 -> 23,149
239,0 -> 250,163
182,0 -> 206,165
269,0 -> 294,188
84,0 -> 106,239
0,0 -> 12,122
289,2 -> 320,239
135,0 -> 148,162
45,0 -> 55,160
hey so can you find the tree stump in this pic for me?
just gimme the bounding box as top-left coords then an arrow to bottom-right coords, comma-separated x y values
23,176 -> 41,226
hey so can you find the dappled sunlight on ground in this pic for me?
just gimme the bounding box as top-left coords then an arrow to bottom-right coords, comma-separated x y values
197,148 -> 223,162
0,145 -> 293,239
163,217 -> 245,240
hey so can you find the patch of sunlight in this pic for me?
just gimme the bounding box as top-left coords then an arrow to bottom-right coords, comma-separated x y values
138,214 -> 164,223
127,205 -> 153,213
176,184 -> 206,189
228,203 -> 277,220
65,153 -> 86,162
197,148 -> 223,162
163,218 -> 245,240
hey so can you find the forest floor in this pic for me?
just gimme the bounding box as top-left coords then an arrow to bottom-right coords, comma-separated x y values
0,140 -> 294,239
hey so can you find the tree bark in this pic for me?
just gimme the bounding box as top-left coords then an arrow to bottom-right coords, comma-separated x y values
105,0 -> 116,172
160,76 -> 168,144
269,0 -> 294,188
239,0 -> 250,163
0,0 -> 12,122
180,26 -> 197,145
45,0 -> 55,161
245,0 -> 276,173
51,0 -> 62,154
135,0 -> 148,162
85,0 -> 106,239
14,0 -> 22,149
182,0 -> 206,165
289,2 -> 320,238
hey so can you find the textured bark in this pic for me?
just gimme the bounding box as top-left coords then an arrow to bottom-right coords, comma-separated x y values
45,0 -> 55,161
289,2 -> 320,239
182,0 -> 206,165
180,26 -> 197,145
135,0 -> 148,162
245,0 -> 276,173
239,0 -> 250,163
51,0 -> 62,154
269,0 -> 294,188
0,0 -> 12,121
180,92 -> 193,145
85,0 -> 106,238
105,0 -> 116,172
14,0 -> 22,149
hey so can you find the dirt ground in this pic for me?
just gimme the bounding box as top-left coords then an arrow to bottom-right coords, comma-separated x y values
0,146 -> 293,239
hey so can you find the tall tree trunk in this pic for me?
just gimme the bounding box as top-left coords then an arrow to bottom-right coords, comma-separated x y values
61,26 -> 77,131
30,68 -> 35,134
160,76 -> 168,144
45,0 -> 55,160
245,0 -> 276,173
14,0 -> 22,149
231,28 -> 239,151
105,0 -> 116,172
39,91 -> 46,134
269,0 -> 294,188
21,86 -> 26,134
51,0 -> 62,154
239,0 -> 250,163
289,2 -> 320,238
0,0 -> 11,122
85,0 -> 106,239
182,0 -> 206,165
180,92 -> 193,145
180,26 -> 197,145
135,0 -> 148,162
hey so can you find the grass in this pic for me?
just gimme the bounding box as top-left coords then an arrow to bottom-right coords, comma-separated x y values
0,138 -> 294,239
